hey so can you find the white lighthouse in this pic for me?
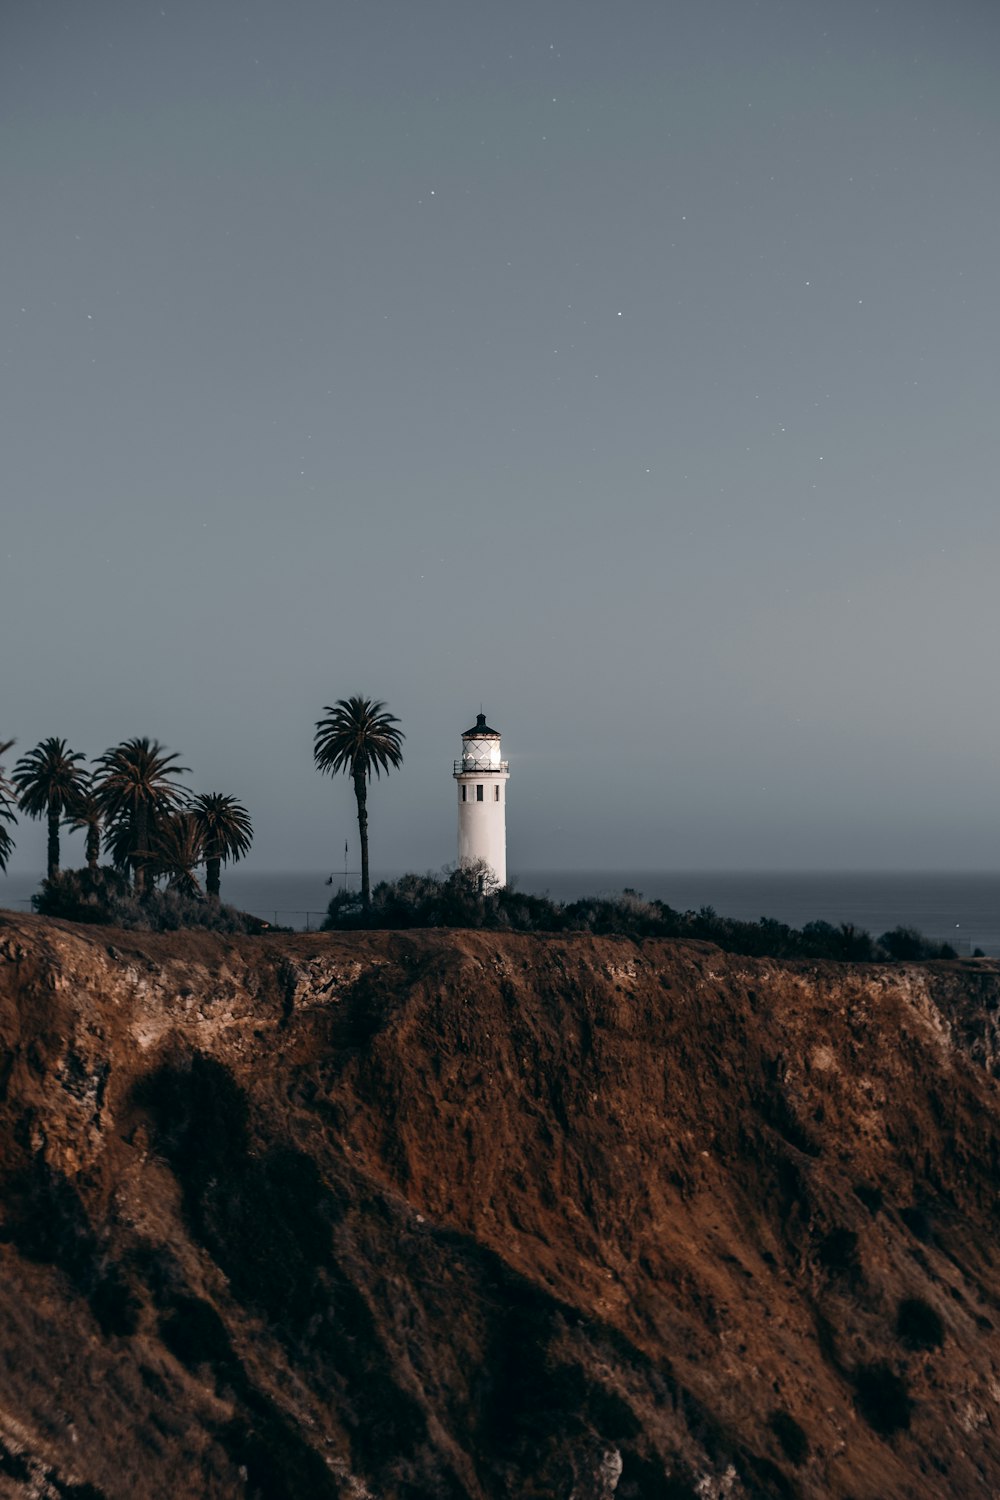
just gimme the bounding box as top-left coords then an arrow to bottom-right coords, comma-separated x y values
453,711 -> 509,886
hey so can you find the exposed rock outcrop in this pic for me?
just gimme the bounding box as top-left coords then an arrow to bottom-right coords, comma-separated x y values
1,912 -> 999,1498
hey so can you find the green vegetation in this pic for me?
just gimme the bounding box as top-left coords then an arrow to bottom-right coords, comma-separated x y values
896,1296 -> 945,1351
146,809 -> 209,898
322,863 -> 959,963
93,737 -> 190,895
816,1226 -> 861,1278
767,1409 -> 809,1466
852,1361 -> 912,1437
0,708 -> 979,956
0,728 -> 255,930
11,737 -> 88,879
191,792 -> 254,903
32,867 -> 265,933
67,777 -> 103,872
313,696 -> 404,912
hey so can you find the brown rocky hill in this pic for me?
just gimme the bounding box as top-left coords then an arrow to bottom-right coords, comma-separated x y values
1,912 -> 1000,1499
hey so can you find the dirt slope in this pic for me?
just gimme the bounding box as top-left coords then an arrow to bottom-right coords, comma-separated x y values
1,912 -> 999,1499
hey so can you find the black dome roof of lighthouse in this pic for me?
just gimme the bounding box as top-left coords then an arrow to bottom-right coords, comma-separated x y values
463,712 -> 500,738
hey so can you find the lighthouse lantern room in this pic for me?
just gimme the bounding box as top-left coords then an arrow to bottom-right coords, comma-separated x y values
453,712 -> 509,886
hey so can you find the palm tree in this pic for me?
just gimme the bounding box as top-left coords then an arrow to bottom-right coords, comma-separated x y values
313,697 -> 404,910
0,740 -> 16,874
147,810 -> 205,898
94,737 -> 189,894
67,777 -> 103,873
12,737 -> 88,880
191,793 -> 253,902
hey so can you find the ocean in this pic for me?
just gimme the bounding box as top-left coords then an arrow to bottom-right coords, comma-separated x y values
2,869 -> 1000,954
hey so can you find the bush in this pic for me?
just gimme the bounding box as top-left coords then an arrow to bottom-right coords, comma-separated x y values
322,862 -> 522,933
901,1204 -> 934,1244
32,866 -> 132,924
853,1363 -> 912,1436
159,1295 -> 235,1372
321,867 -> 955,965
896,1297 -> 944,1351
767,1409 -> 809,1466
878,926 -> 957,961
33,868 -> 267,934
816,1226 -> 860,1278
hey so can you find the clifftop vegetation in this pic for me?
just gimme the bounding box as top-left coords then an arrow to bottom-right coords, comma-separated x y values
323,863 -> 959,964
0,728 -> 269,944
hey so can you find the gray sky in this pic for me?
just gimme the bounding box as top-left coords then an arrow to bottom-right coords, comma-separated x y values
3,0 -> 1000,874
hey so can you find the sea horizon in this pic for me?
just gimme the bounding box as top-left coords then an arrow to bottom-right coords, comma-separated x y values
3,867 -> 1000,954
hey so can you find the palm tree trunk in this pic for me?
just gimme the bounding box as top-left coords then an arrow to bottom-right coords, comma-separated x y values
46,808 -> 60,880
206,847 -> 221,902
86,821 -> 100,872
134,804 -> 148,896
353,769 -> 370,910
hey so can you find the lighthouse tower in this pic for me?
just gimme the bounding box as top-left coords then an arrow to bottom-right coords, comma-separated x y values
453,711 -> 509,886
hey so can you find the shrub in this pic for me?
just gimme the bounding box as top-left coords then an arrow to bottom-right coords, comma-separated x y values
853,1363 -> 912,1436
816,1226 -> 860,1278
32,866 -> 132,924
878,926 -> 957,961
135,889 -> 268,934
767,1409 -> 809,1466
33,867 -> 266,933
896,1297 -> 944,1351
322,868 -> 954,966
901,1204 -> 934,1244
159,1295 -> 235,1372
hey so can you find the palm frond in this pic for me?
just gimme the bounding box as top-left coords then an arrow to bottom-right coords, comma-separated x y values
0,742 -> 16,874
95,741 -> 189,892
313,697 -> 405,782
0,740 -> 16,823
147,810 -> 206,898
12,738 -> 87,820
191,793 -> 254,863
67,779 -> 101,835
93,737 -> 190,821
103,809 -> 138,871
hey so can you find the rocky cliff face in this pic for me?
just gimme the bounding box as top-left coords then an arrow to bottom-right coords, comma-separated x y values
1,913 -> 1000,1500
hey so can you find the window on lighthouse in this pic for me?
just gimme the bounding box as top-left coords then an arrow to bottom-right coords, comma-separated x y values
476,784 -> 484,801
461,786 -> 467,802
494,785 -> 500,801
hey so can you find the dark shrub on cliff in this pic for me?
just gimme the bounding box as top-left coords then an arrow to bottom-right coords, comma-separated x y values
323,869 -> 955,967
801,920 -> 879,962
879,926 -> 957,961
32,867 -> 131,925
323,863 -> 529,932
852,1362 -> 912,1436
33,868 -> 265,934
562,889 -> 676,938
768,1409 -> 810,1465
897,1296 -> 945,1350
134,890 -> 268,934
